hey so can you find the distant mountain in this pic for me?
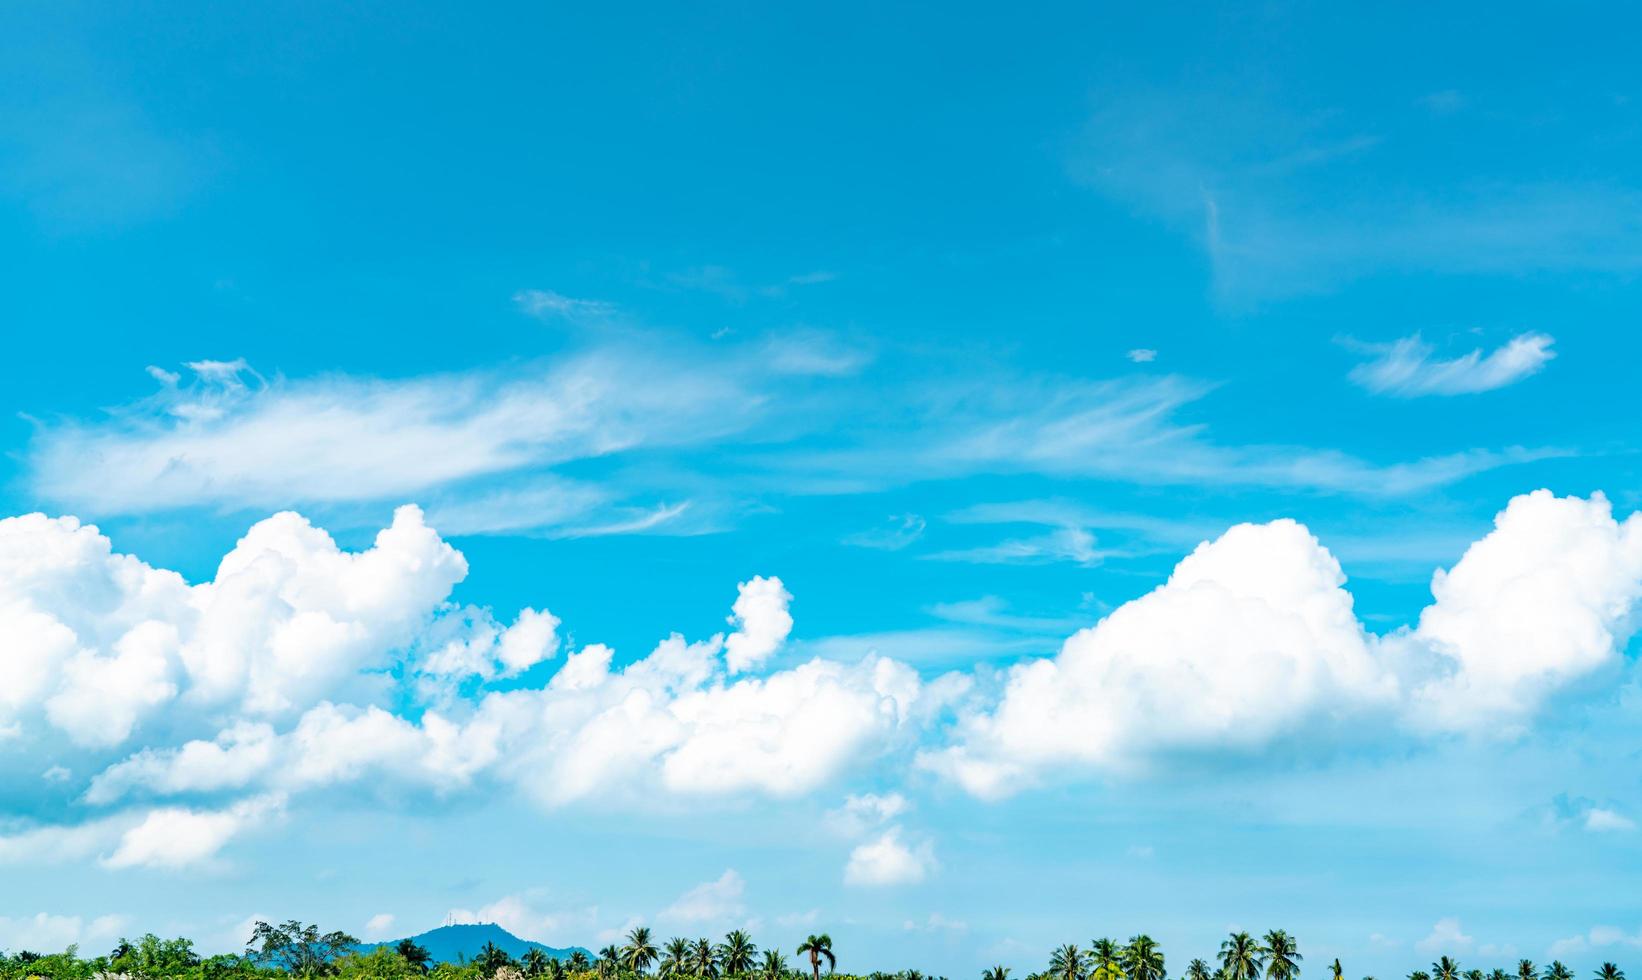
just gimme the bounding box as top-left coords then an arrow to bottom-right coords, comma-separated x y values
365,923 -> 590,965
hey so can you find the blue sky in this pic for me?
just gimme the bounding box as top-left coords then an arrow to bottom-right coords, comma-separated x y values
4,1 -> 1642,975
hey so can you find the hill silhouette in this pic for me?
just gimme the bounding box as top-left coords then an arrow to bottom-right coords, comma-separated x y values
365,923 -> 589,965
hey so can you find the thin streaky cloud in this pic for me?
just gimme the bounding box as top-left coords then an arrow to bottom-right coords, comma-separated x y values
1347,331 -> 1556,397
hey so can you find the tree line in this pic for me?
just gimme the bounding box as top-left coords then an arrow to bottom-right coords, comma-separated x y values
0,920 -> 1629,980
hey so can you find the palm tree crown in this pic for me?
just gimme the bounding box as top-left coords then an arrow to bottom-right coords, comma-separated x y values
1261,930 -> 1301,980
718,931 -> 759,977
795,935 -> 836,980
1220,933 -> 1265,980
1123,936 -> 1163,980
1050,945 -> 1087,980
623,927 -> 660,976
760,950 -> 788,980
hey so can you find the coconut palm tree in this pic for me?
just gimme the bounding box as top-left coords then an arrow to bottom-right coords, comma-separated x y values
760,951 -> 789,980
1431,957 -> 1460,980
569,953 -> 591,973
397,941 -> 433,975
1546,966 -> 1573,980
523,950 -> 551,978
662,940 -> 692,979
796,936 -> 836,980
478,943 -> 517,978
1488,971 -> 1509,980
1122,936 -> 1162,980
1221,933 -> 1264,980
1090,941 -> 1123,980
689,940 -> 717,979
599,946 -> 621,980
1518,962 -> 1538,980
624,928 -> 659,977
1408,972 -> 1431,980
984,968 -> 1012,980
1330,961 -> 1344,980
1186,960 -> 1214,980
717,932 -> 758,977
1464,971 -> 1483,980
1262,931 -> 1301,980
1050,945 -> 1087,980
1595,966 -> 1624,980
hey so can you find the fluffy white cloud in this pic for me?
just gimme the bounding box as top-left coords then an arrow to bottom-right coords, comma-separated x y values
844,827 -> 935,887
1348,332 -> 1555,397
1585,807 -> 1637,833
1399,490 -> 1642,732
447,894 -> 595,945
0,505 -> 468,748
927,490 -> 1642,797
0,913 -> 129,954
827,792 -> 910,836
12,487 -> 1642,877
724,576 -> 793,674
659,869 -> 747,925
364,914 -> 397,940
101,795 -> 283,869
925,517 -> 1393,796
78,557 -> 914,817
1415,917 -> 1475,954
0,796 -> 279,870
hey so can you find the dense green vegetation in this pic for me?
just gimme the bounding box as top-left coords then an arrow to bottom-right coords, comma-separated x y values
0,921 -> 1629,980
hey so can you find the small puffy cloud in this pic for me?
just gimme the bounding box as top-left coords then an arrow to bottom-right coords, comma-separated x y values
1416,917 -> 1474,954
1348,332 -> 1555,396
659,870 -> 746,925
102,795 -> 283,869
828,792 -> 910,836
1549,926 -> 1642,959
0,913 -> 129,954
364,914 -> 397,940
903,913 -> 967,933
1585,808 -> 1637,833
448,895 -> 594,944
1126,349 -> 1158,363
724,576 -> 794,674
0,797 -> 279,871
845,827 -> 935,886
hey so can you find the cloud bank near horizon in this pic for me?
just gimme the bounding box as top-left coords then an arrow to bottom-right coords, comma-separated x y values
3,489 -> 1640,873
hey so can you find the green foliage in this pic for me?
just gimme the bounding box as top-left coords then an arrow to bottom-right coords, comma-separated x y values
246,922 -> 360,979
334,950 -> 425,980
0,919 -> 1632,980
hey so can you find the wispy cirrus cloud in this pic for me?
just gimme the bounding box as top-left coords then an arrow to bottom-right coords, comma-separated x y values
1072,85 -> 1642,305
513,288 -> 618,321
24,329 -> 1557,533
1346,332 -> 1556,396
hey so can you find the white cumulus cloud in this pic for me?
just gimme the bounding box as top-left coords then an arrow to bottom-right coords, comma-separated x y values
724,576 -> 793,674
844,827 -> 935,887
925,490 -> 1642,797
